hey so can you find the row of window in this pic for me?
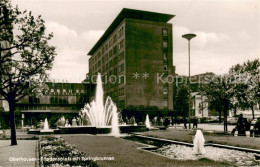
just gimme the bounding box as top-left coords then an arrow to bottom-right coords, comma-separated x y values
103,75 -> 125,91
163,52 -> 167,60
118,51 -> 125,61
118,26 -> 124,37
43,89 -> 85,95
118,64 -> 124,73
118,87 -> 125,96
90,51 -> 125,74
162,28 -> 168,37
163,87 -> 168,95
28,96 -> 85,104
50,89 -> 84,93
89,25 -> 124,65
105,87 -> 125,101
162,28 -> 168,108
163,100 -> 168,107
163,41 -> 168,49
90,40 -> 124,72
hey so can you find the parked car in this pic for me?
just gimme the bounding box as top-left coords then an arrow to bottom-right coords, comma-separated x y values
227,117 -> 238,125
207,116 -> 219,123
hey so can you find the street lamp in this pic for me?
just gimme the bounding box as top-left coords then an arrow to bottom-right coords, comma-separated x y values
182,33 -> 196,129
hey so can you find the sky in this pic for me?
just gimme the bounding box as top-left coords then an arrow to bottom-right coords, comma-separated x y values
12,0 -> 260,82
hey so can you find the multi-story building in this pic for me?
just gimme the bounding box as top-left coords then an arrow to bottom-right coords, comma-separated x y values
87,8 -> 175,110
0,82 -> 95,129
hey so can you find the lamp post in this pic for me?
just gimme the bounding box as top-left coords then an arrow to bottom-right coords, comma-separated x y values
182,33 -> 196,129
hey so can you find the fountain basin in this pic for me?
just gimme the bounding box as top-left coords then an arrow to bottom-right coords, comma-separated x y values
40,129 -> 54,135
28,129 -> 59,135
152,144 -> 259,166
58,125 -> 147,134
59,126 -> 97,134
126,135 -> 260,166
27,125 -> 147,135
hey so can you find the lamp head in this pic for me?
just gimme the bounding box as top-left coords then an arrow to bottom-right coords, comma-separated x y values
182,34 -> 196,40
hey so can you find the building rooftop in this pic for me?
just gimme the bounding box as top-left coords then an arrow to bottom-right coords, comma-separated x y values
88,8 -> 175,55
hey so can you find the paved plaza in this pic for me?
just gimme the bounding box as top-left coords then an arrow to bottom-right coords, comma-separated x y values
0,140 -> 37,167
197,123 -> 236,132
171,123 -> 236,132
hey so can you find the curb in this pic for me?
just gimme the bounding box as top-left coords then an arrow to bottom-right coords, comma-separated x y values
134,134 -> 260,154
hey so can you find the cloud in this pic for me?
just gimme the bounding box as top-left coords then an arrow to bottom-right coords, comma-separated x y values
192,32 -> 229,48
46,21 -> 77,39
174,26 -> 230,50
46,21 -> 104,50
173,26 -> 258,76
45,21 -> 104,82
238,31 -> 250,41
82,30 -> 105,46
175,49 -> 258,76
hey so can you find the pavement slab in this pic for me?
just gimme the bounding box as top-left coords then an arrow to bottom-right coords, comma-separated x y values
0,140 -> 37,167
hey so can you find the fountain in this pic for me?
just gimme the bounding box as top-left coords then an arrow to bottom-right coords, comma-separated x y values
193,130 -> 206,155
111,109 -> 120,137
80,73 -> 120,136
56,73 -> 147,135
60,116 -> 65,127
43,118 -> 49,130
145,114 -> 151,129
40,118 -> 54,135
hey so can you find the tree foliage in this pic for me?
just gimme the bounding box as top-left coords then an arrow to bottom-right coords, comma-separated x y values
0,0 -> 56,145
174,84 -> 189,117
202,74 -> 234,132
229,59 -> 260,119
201,59 -> 260,131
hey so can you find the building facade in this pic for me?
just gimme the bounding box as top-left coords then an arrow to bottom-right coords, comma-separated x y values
0,82 -> 95,129
191,92 -> 209,118
87,8 -> 175,110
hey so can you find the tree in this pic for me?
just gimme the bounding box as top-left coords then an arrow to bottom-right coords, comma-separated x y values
202,79 -> 221,123
202,59 -> 259,132
230,59 -> 260,119
203,75 -> 234,132
240,59 -> 259,119
198,84 -> 208,118
174,84 -> 189,118
229,63 -> 244,117
0,1 -> 56,145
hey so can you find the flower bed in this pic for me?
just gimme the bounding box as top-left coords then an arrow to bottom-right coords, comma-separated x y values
39,136 -> 98,167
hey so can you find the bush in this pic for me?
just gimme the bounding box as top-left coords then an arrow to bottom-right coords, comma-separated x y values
40,136 -> 98,167
200,117 -> 207,123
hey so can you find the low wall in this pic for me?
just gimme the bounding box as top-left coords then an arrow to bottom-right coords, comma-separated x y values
27,125 -> 148,135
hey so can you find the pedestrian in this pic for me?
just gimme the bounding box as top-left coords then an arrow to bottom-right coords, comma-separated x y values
237,114 -> 246,136
193,117 -> 198,129
253,117 -> 260,137
174,116 -> 177,127
163,118 -> 170,128
183,117 -> 187,129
